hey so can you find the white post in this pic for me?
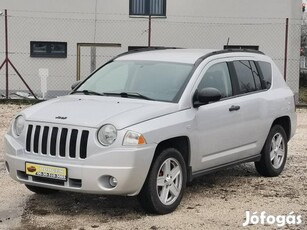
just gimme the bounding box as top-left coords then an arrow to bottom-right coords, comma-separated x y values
39,68 -> 48,100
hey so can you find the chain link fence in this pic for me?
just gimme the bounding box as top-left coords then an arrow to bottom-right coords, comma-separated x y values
0,10 -> 301,101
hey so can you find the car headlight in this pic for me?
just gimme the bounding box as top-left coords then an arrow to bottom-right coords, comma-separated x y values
97,124 -> 117,146
123,131 -> 146,146
13,115 -> 25,136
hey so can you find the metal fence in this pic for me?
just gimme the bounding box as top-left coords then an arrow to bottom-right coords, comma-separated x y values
0,10 -> 302,100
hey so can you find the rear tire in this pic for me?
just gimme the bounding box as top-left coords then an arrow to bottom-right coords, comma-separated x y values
25,184 -> 59,194
138,148 -> 187,214
255,125 -> 288,177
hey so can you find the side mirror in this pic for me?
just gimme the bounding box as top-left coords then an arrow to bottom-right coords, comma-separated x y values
71,81 -> 81,90
193,87 -> 222,108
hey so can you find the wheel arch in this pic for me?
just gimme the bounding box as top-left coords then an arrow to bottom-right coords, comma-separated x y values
153,136 -> 191,166
150,136 -> 191,182
271,116 -> 291,141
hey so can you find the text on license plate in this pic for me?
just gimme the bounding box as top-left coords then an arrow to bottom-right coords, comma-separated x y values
25,162 -> 67,181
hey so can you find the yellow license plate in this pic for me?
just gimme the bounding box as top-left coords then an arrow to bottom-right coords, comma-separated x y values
25,162 -> 67,181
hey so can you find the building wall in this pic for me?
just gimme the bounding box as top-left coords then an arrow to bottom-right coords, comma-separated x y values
1,0 -> 300,18
0,0 -> 301,98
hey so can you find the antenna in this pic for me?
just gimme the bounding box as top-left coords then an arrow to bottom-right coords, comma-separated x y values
226,37 -> 230,47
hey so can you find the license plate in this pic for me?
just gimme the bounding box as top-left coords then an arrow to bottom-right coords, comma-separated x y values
25,162 -> 67,181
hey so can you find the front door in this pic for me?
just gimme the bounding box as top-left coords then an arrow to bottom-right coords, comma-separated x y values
190,60 -> 261,172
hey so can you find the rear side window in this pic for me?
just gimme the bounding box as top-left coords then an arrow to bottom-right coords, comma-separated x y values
232,60 -> 262,94
258,61 -> 272,89
250,61 -> 262,90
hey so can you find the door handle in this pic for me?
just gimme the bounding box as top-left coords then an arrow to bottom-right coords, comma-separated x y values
229,105 -> 240,112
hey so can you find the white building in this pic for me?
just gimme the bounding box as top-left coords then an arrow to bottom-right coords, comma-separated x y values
0,0 -> 302,99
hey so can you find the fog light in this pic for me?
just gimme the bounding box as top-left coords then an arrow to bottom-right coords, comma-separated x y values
109,176 -> 118,187
5,161 -> 10,173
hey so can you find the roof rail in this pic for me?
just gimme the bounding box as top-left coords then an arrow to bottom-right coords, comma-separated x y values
114,46 -> 182,59
192,48 -> 265,70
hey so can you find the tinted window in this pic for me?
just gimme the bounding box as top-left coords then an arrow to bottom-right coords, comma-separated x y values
250,61 -> 262,90
198,62 -> 233,98
233,61 -> 257,94
258,61 -> 272,89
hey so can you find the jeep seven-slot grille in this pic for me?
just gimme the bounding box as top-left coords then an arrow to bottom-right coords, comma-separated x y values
26,124 -> 89,159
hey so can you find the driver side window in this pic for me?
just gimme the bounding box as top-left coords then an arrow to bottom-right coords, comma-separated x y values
198,62 -> 233,98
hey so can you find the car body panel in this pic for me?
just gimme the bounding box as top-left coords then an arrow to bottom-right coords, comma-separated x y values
4,49 -> 297,196
22,95 -> 180,130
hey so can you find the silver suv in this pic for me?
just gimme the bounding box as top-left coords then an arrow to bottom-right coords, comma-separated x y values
5,48 -> 296,214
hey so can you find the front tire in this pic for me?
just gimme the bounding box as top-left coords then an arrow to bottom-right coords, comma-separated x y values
25,184 -> 59,194
255,125 -> 288,177
138,148 -> 187,214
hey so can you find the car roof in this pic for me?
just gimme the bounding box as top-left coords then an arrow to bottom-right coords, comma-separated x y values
114,48 -> 265,64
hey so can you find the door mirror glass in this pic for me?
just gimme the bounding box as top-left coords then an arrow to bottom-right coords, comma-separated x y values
194,87 -> 222,107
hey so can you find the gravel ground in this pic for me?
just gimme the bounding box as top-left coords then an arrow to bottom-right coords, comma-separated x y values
0,104 -> 306,230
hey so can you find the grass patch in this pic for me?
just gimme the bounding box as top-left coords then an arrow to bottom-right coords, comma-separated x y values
0,99 -> 42,105
299,87 -> 307,104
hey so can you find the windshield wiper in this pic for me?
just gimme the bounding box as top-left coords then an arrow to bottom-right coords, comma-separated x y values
71,90 -> 105,96
104,92 -> 154,100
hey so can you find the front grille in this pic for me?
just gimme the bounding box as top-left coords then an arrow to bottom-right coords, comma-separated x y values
26,124 -> 89,159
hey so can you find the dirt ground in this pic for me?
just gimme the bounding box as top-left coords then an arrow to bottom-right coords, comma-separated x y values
0,104 -> 306,230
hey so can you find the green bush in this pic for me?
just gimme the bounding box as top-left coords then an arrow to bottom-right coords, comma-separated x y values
300,71 -> 307,87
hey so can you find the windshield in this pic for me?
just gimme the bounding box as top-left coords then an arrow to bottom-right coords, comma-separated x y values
75,61 -> 193,102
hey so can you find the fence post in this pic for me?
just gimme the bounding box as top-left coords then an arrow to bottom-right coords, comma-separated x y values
0,9 -> 38,99
148,15 -> 152,47
5,9 -> 8,98
284,18 -> 289,81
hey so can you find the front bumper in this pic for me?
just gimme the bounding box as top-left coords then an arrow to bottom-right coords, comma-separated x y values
4,134 -> 156,196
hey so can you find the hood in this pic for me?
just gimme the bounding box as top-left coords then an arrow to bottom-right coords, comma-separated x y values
22,95 -> 180,129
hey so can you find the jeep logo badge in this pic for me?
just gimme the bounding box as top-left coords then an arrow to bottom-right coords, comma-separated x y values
55,116 -> 67,120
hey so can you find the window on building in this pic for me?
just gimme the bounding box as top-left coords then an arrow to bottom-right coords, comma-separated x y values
30,41 -> 67,58
129,0 -> 166,16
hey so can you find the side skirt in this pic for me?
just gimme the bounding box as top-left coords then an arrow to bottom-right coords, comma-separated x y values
188,154 -> 261,182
